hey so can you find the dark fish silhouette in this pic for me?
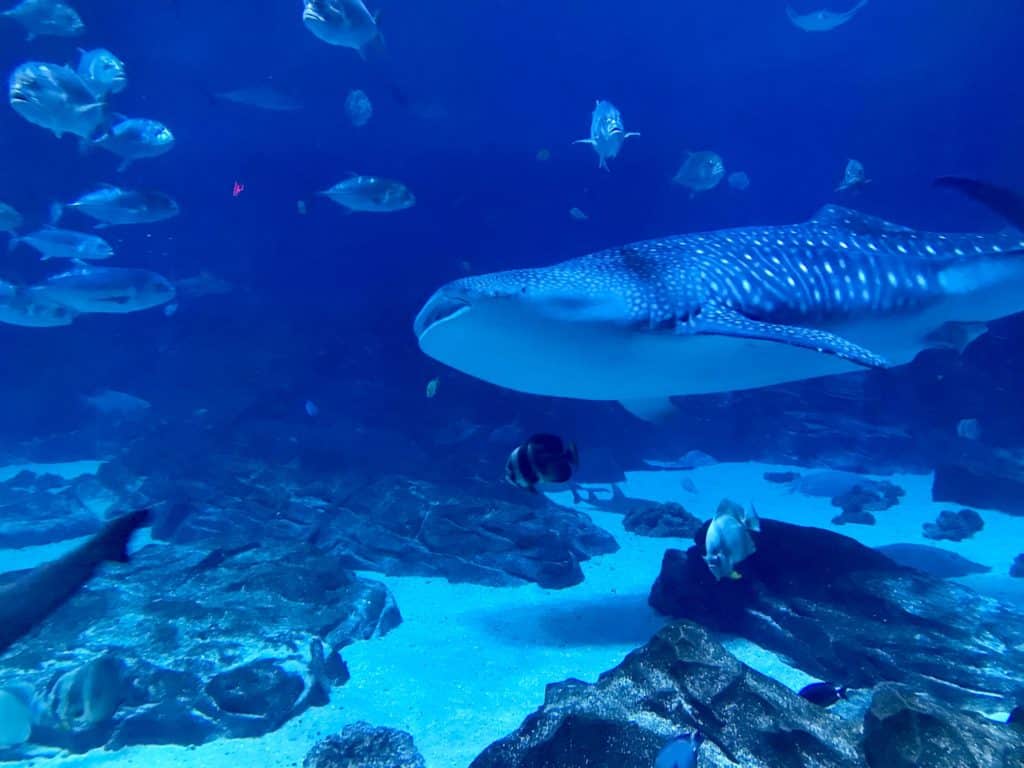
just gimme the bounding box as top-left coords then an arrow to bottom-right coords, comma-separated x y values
505,434 -> 578,492
934,177 -> 1024,231
0,509 -> 150,656
798,681 -> 848,707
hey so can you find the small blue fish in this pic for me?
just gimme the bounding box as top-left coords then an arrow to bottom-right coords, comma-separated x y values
654,731 -> 703,768
305,400 -> 319,417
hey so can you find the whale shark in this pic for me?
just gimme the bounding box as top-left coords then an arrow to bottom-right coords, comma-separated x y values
415,200 -> 1024,420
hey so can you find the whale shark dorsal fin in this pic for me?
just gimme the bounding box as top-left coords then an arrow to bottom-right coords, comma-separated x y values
619,398 -> 677,422
685,305 -> 890,369
810,205 -> 913,235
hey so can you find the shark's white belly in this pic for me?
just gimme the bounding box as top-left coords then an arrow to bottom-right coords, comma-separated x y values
419,282 -> 1024,400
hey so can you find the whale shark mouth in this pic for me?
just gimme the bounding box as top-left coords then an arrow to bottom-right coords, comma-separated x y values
413,292 -> 471,340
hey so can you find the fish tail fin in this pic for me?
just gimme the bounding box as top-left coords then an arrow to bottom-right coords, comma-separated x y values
600,158 -> 609,171
745,503 -> 762,533
94,508 -> 151,563
48,202 -> 64,225
566,441 -> 579,468
934,177 -> 1024,231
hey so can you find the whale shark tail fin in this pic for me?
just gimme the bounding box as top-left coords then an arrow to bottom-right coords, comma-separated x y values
934,177 -> 1024,232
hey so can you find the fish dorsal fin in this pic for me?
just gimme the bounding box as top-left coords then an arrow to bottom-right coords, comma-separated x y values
810,205 -> 913,235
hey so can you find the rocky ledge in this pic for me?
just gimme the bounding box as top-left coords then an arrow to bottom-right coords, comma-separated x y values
0,538 -> 400,755
470,622 -> 1024,768
649,519 -> 1024,712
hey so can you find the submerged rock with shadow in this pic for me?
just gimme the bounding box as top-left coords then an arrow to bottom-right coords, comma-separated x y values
470,621 -> 1024,767
649,520 -> 1024,711
304,721 -> 426,768
0,540 -> 400,754
309,475 -> 618,588
471,621 -> 864,767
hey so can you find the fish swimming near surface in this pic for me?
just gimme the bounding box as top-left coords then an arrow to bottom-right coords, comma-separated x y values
787,1 -> 868,32
673,151 -> 726,196
90,117 -> 175,172
836,158 -> 869,192
9,226 -> 113,261
574,100 -> 640,171
302,0 -> 381,54
798,681 -> 848,707
0,283 -> 76,327
321,175 -> 415,213
654,730 -> 703,768
704,500 -> 760,580
8,61 -> 106,140
214,86 -> 303,112
414,196 -> 1024,422
1,0 -> 84,40
505,434 -> 579,493
55,184 -> 180,227
84,388 -> 152,415
0,509 -> 149,657
77,48 -> 126,98
35,266 -> 176,313
0,202 -> 23,234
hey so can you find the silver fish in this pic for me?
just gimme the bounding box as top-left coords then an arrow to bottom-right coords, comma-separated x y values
0,284 -> 76,327
321,175 -> 415,213
836,158 -> 870,192
77,48 -> 127,98
728,171 -> 751,191
302,0 -> 380,54
573,99 -> 640,171
673,151 -> 726,195
91,117 -> 175,172
57,185 -> 180,227
34,266 -> 176,313
9,227 -> 113,260
345,88 -> 372,126
215,86 -> 302,112
787,1 -> 869,32
704,502 -> 760,581
84,388 -> 151,414
8,61 -> 105,139
2,0 -> 84,41
0,202 -> 23,234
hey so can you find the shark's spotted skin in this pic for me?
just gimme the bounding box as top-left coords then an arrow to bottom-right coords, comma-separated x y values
415,205 -> 1024,408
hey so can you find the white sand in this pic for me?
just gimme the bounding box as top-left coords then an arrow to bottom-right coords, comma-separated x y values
2,461 -> 1021,767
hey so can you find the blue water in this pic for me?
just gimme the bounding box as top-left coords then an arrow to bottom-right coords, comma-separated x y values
1,1 -> 1023,765
0,2 -> 1020,451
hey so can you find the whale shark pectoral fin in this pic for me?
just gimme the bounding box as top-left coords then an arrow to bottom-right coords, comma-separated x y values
619,398 -> 677,422
685,305 -> 890,369
810,205 -> 912,235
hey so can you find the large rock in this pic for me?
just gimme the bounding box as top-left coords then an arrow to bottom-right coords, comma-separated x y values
0,540 -> 401,755
622,501 -> 702,538
470,621 -> 864,768
304,722 -> 426,768
864,684 -> 1024,768
932,444 -> 1024,516
311,475 -> 618,588
649,520 -> 1024,711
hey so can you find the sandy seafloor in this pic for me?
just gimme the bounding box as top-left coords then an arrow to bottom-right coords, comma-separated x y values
2,460 -> 1022,767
